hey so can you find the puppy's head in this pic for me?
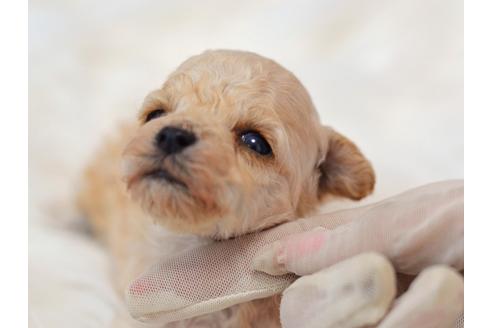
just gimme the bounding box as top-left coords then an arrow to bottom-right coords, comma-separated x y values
122,50 -> 375,238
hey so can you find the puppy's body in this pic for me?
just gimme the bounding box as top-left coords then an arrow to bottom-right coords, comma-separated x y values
79,50 -> 375,327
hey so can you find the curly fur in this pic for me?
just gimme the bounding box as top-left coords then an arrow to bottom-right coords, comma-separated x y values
78,49 -> 375,327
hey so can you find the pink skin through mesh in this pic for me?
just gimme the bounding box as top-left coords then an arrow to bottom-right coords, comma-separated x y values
280,229 -> 328,266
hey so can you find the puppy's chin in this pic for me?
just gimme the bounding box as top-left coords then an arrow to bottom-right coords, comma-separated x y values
122,159 -> 227,236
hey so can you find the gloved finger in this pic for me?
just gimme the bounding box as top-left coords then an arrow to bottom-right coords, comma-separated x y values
378,265 -> 463,328
280,253 -> 396,328
254,180 -> 463,276
253,226 -> 337,276
254,220 -> 377,276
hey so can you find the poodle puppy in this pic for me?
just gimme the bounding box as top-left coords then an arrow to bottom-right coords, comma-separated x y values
78,49 -> 375,327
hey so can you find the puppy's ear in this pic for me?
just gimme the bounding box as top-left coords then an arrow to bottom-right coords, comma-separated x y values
317,127 -> 375,201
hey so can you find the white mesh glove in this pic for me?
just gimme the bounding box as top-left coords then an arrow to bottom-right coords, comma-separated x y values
126,180 -> 463,326
253,180 -> 463,328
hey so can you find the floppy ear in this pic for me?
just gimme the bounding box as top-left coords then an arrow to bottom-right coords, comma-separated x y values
317,128 -> 375,201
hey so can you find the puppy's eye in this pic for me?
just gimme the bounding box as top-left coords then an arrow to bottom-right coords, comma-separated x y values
240,131 -> 272,156
145,109 -> 165,123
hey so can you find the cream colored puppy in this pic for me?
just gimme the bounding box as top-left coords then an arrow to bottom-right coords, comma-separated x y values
78,49 -> 375,327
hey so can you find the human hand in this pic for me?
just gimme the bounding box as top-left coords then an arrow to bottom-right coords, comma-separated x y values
253,180 -> 463,328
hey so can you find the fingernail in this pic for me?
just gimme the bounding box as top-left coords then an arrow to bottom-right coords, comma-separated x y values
253,241 -> 288,276
276,246 -> 286,265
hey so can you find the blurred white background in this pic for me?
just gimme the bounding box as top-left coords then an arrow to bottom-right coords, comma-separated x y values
28,0 -> 462,326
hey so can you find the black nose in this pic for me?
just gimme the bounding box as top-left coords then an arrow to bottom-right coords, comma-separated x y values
155,126 -> 197,155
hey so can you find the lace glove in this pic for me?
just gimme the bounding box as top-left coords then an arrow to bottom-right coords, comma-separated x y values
125,180 -> 463,327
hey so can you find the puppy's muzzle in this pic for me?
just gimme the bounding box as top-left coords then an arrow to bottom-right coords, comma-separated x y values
155,126 -> 197,155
